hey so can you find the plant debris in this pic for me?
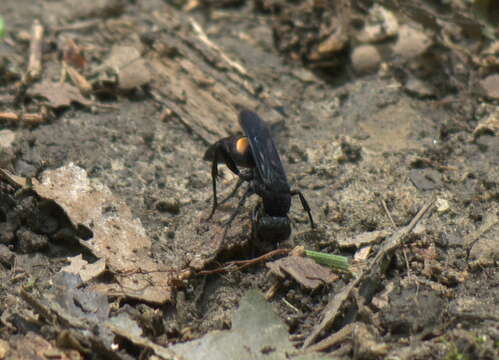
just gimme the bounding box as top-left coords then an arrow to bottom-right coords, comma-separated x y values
267,256 -> 339,290
61,254 -> 106,283
29,80 -> 91,108
103,45 -> 152,90
31,164 -> 174,304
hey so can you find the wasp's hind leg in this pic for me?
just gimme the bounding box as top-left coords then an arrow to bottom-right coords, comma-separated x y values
225,186 -> 254,228
219,168 -> 254,206
219,177 -> 244,206
220,186 -> 254,241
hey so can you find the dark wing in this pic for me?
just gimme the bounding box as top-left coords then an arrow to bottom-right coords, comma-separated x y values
239,110 -> 290,193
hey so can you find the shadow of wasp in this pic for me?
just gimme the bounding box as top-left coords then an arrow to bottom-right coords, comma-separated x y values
204,109 -> 315,242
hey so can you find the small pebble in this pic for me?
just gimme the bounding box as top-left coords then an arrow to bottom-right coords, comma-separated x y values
351,45 -> 382,74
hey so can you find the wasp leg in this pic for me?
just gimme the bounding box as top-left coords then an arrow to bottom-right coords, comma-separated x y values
221,186 -> 254,239
225,186 -> 254,227
219,177 -> 244,206
221,186 -> 254,241
207,147 -> 221,220
220,168 -> 254,205
207,143 -> 250,220
290,190 -> 315,229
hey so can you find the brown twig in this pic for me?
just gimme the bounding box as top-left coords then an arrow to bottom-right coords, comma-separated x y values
197,248 -> 290,275
0,111 -> 46,124
265,280 -> 281,300
53,19 -> 100,33
26,19 -> 44,81
65,65 -> 92,94
402,247 -> 412,279
306,323 -> 356,352
381,198 -> 396,228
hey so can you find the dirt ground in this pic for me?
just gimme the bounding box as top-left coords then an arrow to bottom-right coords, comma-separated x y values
0,0 -> 498,359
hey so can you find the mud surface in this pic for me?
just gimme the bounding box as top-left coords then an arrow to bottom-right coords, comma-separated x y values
0,0 -> 497,359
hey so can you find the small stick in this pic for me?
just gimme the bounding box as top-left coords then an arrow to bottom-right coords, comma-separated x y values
282,298 -> 300,313
197,248 -> 290,275
65,65 -> 92,94
0,111 -> 45,124
306,323 -> 355,352
53,19 -> 100,33
381,198 -> 396,228
27,19 -> 44,81
402,247 -> 412,278
265,280 -> 281,300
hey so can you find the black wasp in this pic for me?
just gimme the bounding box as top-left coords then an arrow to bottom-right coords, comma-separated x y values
204,109 -> 314,242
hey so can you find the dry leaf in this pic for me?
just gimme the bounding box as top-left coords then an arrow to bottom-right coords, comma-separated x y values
61,255 -> 106,283
29,80 -> 90,108
33,163 -> 172,304
105,45 -> 152,89
267,256 -> 338,289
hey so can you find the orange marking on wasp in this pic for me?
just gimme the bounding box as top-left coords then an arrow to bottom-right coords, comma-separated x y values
236,137 -> 249,154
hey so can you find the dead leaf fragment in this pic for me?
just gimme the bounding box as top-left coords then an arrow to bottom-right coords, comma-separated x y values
172,290 -> 294,360
267,256 -> 338,289
105,45 -> 151,89
33,163 -> 172,304
29,80 -> 90,108
9,332 -> 72,360
61,255 -> 106,283
354,246 -> 372,261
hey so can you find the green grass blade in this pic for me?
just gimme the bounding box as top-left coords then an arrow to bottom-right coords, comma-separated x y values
305,250 -> 350,272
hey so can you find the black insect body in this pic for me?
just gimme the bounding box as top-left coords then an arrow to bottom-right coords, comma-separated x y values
251,202 -> 291,243
204,109 -> 314,242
